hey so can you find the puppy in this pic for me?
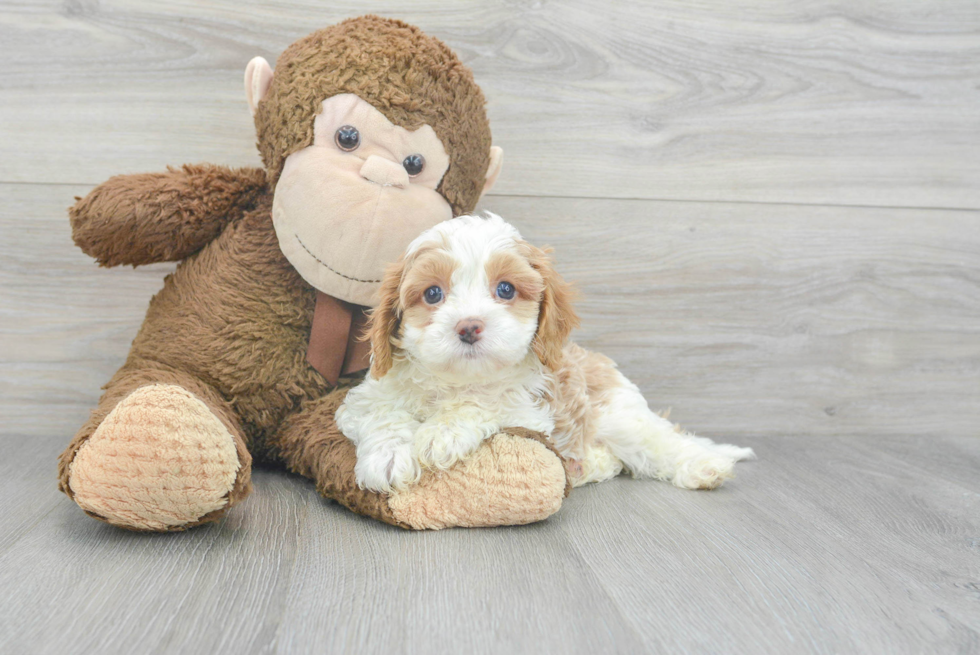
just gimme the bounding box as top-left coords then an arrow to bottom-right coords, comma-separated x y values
336,213 -> 754,493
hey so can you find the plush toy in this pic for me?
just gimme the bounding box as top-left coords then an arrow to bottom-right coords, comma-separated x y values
57,16 -> 570,532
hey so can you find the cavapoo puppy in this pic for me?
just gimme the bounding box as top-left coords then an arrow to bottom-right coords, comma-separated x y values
336,213 -> 754,493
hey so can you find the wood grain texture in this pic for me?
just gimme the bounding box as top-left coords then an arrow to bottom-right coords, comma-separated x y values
480,195 -> 980,440
1,1 -> 979,207
2,2 -> 979,653
4,184 -> 976,440
1,433 -> 978,654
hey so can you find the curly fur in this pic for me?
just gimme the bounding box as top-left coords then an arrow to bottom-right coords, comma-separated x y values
338,214 -> 757,491
254,15 -> 492,215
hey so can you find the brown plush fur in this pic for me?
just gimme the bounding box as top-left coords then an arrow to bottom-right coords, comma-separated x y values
255,15 -> 492,216
60,190 -> 326,466
71,164 -> 267,267
59,16 -> 569,531
270,387 -> 410,528
63,172 -> 568,530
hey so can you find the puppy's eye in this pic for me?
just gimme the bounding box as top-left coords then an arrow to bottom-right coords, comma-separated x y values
423,285 -> 443,304
403,154 -> 425,177
495,281 -> 516,300
335,125 -> 360,151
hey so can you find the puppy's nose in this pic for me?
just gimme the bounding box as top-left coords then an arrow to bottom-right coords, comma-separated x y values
360,155 -> 409,189
455,318 -> 485,345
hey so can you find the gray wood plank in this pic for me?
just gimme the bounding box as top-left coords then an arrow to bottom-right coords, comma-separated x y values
0,435 -> 65,555
0,463 -> 309,655
1,1 -> 978,208
1,434 -> 978,654
271,495 -> 646,654
482,195 -> 980,440
4,183 -> 976,441
3,2 -> 978,654
556,436 -> 980,654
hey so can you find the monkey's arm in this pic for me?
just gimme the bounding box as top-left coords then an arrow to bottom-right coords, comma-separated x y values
70,164 -> 267,267
271,389 -> 572,530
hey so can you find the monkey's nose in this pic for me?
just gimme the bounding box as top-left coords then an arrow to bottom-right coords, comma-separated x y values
360,155 -> 409,189
455,318 -> 485,345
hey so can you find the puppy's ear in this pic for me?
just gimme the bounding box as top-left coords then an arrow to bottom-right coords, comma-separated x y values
525,244 -> 579,370
367,257 -> 406,378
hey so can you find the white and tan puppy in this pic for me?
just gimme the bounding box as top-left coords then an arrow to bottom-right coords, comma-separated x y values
336,213 -> 754,493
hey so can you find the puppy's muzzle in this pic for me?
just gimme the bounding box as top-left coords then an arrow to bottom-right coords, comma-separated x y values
456,318 -> 484,345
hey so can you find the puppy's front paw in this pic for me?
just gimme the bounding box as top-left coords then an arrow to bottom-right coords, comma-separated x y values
413,422 -> 486,471
354,441 -> 420,494
671,454 -> 737,490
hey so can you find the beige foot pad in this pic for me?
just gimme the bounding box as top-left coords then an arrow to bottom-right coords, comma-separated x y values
387,433 -> 567,530
68,384 -> 240,531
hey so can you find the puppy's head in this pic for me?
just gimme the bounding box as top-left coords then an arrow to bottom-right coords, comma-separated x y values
368,213 -> 578,379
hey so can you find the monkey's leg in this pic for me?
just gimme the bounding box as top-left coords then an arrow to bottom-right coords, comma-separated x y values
271,389 -> 571,530
58,361 -> 253,531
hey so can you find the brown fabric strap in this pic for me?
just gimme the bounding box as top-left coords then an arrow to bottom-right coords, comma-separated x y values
306,292 -> 370,385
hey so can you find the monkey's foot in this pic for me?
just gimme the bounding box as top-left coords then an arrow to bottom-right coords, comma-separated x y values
67,384 -> 243,531
386,428 -> 569,530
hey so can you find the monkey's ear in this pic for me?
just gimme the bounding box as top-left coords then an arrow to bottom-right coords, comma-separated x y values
481,146 -> 504,197
244,56 -> 274,117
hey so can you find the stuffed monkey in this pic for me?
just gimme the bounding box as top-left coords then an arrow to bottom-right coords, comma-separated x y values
58,16 -> 570,531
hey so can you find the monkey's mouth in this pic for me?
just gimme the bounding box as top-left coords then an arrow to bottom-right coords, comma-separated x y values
294,234 -> 380,285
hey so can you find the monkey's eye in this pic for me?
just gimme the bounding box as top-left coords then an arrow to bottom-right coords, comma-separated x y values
495,281 -> 516,300
403,154 -> 425,177
423,285 -> 443,305
335,125 -> 360,151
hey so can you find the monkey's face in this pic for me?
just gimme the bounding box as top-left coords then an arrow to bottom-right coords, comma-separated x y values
272,94 -> 453,306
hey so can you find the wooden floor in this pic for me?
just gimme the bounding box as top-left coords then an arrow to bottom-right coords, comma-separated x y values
1,1 -> 978,653
1,432 -> 979,654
